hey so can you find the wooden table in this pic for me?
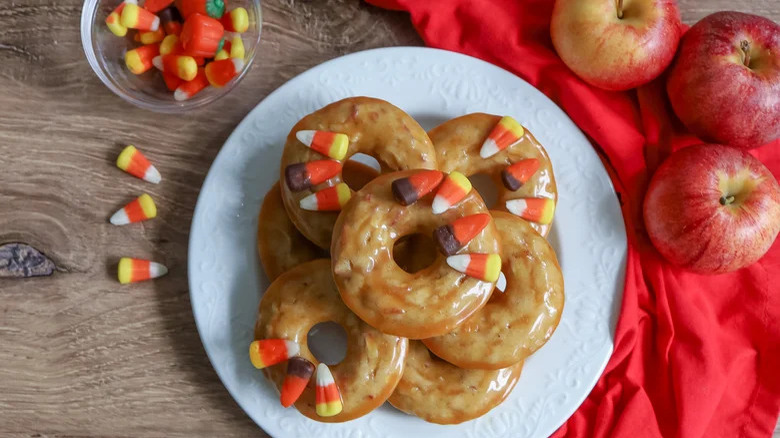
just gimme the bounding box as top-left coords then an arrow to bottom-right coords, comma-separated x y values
1,1 -> 777,436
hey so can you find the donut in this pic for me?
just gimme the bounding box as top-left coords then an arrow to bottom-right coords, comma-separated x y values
429,113 -> 558,237
388,341 -> 522,424
254,259 -> 408,422
423,211 -> 565,369
257,161 -> 378,281
331,170 -> 501,339
280,97 -> 437,249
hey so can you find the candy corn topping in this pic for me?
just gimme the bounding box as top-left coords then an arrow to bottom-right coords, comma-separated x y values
121,3 -> 160,31
285,160 -> 343,192
501,158 -> 540,191
446,253 -> 502,283
432,171 -> 472,214
496,271 -> 507,292
280,357 -> 315,408
116,145 -> 162,184
205,57 -> 243,87
433,213 -> 491,256
153,54 -> 197,81
391,170 -> 444,206
480,116 -> 525,158
249,339 -> 299,369
505,198 -> 555,224
106,2 -> 129,37
174,68 -> 208,101
117,257 -> 168,284
229,35 -> 245,59
110,194 -> 157,225
295,130 -> 349,161
138,28 -> 165,44
220,7 -> 249,33
159,34 -> 180,55
125,44 -> 160,75
299,183 -> 351,211
315,363 -> 343,417
162,72 -> 184,91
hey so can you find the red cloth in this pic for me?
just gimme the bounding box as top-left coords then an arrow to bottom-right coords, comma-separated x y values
367,0 -> 780,436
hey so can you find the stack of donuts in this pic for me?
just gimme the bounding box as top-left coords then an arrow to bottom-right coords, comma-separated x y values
252,97 -> 565,424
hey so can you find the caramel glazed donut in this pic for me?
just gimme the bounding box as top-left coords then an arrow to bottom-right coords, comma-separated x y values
430,113 -> 558,237
255,259 -> 408,422
332,169 -> 501,339
279,97 -> 437,249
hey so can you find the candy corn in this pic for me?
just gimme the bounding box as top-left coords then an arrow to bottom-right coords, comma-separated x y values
159,6 -> 183,35
213,49 -> 229,60
117,258 -> 168,284
177,0 -> 226,19
315,363 -> 343,417
391,170 -> 444,206
280,357 -> 315,407
105,1 -> 133,37
180,13 -> 225,57
205,57 -> 243,87
174,67 -> 208,101
116,145 -> 162,184
432,171 -> 472,214
229,35 -> 244,59
143,0 -> 174,13
162,72 -> 183,91
138,27 -> 165,44
501,158 -> 540,191
159,34 -> 180,55
433,213 -> 491,256
480,116 -> 525,158
153,54 -> 197,81
125,43 -> 160,74
220,7 -> 249,33
295,130 -> 349,160
446,253 -> 502,283
249,339 -> 299,369
285,160 -> 343,192
110,194 -> 157,225
505,198 -> 555,224
496,271 -> 507,292
121,2 -> 160,31
299,183 -> 351,211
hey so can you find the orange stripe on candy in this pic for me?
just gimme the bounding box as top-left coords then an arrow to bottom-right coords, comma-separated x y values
124,198 -> 146,223
131,259 -> 151,282
126,150 -> 152,179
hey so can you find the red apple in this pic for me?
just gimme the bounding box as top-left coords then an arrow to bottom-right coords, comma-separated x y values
644,144 -> 780,274
550,0 -> 682,91
666,12 -> 780,149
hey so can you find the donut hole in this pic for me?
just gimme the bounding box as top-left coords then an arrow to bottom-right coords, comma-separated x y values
468,173 -> 499,209
307,321 -> 348,365
393,233 -> 438,274
343,153 -> 381,191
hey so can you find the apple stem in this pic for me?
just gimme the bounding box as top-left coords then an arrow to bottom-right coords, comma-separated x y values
616,0 -> 624,19
740,40 -> 751,67
719,195 -> 735,206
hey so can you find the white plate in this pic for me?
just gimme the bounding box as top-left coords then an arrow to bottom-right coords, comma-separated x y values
188,47 -> 627,438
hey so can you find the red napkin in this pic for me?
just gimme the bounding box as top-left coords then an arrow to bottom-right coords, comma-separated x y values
367,0 -> 780,436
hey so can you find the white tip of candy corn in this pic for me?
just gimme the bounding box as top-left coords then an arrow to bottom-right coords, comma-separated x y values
231,57 -> 245,71
286,340 -> 300,358
149,16 -> 160,32
446,254 -> 471,273
431,195 -> 449,215
174,89 -> 189,101
148,261 -> 168,279
296,130 -> 316,147
299,192 -> 318,211
152,55 -> 164,71
496,271 -> 507,293
505,198 -> 527,217
144,165 -> 162,184
110,209 -> 130,226
480,139 -> 500,158
316,363 -> 335,386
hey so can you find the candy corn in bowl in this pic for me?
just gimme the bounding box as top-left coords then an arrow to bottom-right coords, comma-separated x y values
81,0 -> 262,112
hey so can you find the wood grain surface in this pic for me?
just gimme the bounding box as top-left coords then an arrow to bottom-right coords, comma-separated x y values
0,1 -> 778,437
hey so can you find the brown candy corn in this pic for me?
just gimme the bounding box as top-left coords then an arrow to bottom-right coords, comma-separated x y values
280,357 -> 315,407
434,213 -> 491,256
285,160 -> 343,192
392,170 -> 444,205
501,158 -> 540,191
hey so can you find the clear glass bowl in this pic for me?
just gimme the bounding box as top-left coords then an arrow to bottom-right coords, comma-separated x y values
81,0 -> 262,113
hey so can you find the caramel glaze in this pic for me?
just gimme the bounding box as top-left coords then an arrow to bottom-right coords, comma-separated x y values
388,340 -> 522,424
255,259 -> 408,422
331,170 -> 501,340
423,211 -> 565,369
257,162 -> 379,281
429,113 -> 558,237
280,97 -> 437,249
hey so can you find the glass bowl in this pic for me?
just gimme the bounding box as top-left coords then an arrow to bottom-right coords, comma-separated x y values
81,0 -> 262,113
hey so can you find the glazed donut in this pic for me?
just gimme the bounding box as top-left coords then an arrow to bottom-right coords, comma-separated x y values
423,211 -> 565,369
388,341 -> 522,424
429,113 -> 558,237
257,161 -> 378,281
254,259 -> 408,422
280,97 -> 437,249
331,170 -> 501,339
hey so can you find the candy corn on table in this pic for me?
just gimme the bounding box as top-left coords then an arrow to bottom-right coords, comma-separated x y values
0,1 -> 777,437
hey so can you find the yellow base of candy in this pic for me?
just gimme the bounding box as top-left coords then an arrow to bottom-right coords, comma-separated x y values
248,341 -> 267,369
316,400 -> 343,417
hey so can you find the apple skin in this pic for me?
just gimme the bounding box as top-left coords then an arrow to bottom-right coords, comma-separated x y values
666,12 -> 780,149
644,144 -> 780,274
551,0 -> 682,91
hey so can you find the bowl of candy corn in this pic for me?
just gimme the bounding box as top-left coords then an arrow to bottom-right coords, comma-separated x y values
81,0 -> 262,112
